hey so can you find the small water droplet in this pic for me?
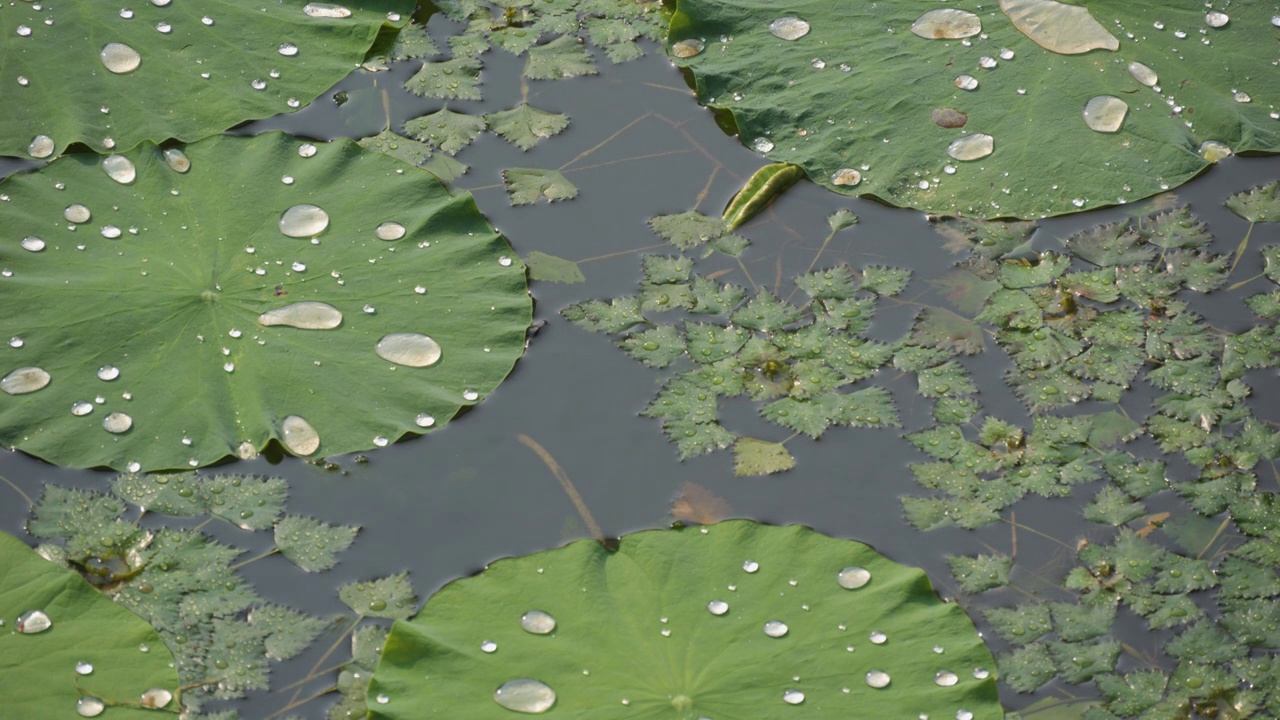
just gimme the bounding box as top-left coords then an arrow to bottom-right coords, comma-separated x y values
65,204 -> 92,224
97,363 -> 120,380
415,413 -> 436,427
831,168 -> 861,186
707,600 -> 729,615
768,16 -> 810,40
999,48 -> 1014,60
1199,140 -> 1232,162
499,256 -> 514,267
376,221 -> 406,240
140,688 -> 173,709
279,42 -> 299,57
298,143 -> 318,157
15,25 -> 32,37
837,566 -> 871,589
1127,61 -> 1158,87
481,640 -> 498,653
954,75 -> 978,91
375,694 -> 390,704
375,333 -> 441,367
869,631 -> 887,644
1083,95 -> 1127,133
2,367 -> 50,395
782,689 -> 805,705
743,560 -> 760,572
201,15 -> 214,25
21,236 -> 45,252
865,670 -> 891,688
373,435 -> 389,447
1233,90 -> 1251,103
251,79 -> 267,90
71,401 -> 95,416
258,302 -> 342,330
763,620 -> 789,638
957,711 -> 974,720
163,148 -> 190,173
103,412 -> 133,433
810,58 -> 825,69
291,261 -> 307,273
973,667 -> 990,679
76,697 -> 105,718
978,56 -> 997,69
494,679 -> 556,713
100,42 -> 141,74
672,39 -> 705,58
521,610 -> 556,634
281,415 -> 320,455
751,137 -> 775,153
279,204 -> 329,237
155,22 -> 171,33
75,661 -> 94,675
935,670 -> 959,686
304,3 -> 352,18
8,337 -> 22,348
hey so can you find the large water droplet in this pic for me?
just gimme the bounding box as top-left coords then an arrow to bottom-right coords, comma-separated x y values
281,415 -> 320,456
481,640 -> 498,653
17,609 -> 51,633
140,688 -> 173,709
375,333 -> 442,367
163,148 -> 191,173
415,413 -> 436,427
258,302 -> 343,330
298,143 -> 318,157
837,566 -> 871,589
768,17 -> 810,40
1127,61 -> 1158,87
279,42 -> 299,56
520,610 -> 556,634
935,670 -> 959,686
2,367 -> 50,395
103,412 -> 133,434
865,670 -> 891,688
76,697 -> 105,718
707,600 -> 729,615
763,620 -> 789,637
21,236 -> 45,252
957,711 -> 974,720
782,689 -> 805,704
1199,140 -> 1232,163
71,401 -> 95,416
279,204 -> 329,237
743,560 -> 760,573
1082,95 -> 1127,133
869,631 -> 887,644
100,43 -> 142,74
28,135 -> 54,159
1204,11 -> 1229,27
947,134 -> 994,161
304,3 -> 352,18
911,9 -> 982,39
102,155 -> 136,184
494,679 -> 556,713
97,365 -> 120,381
75,661 -> 94,675
954,75 -> 978,91
752,137 -> 775,153
671,39 -> 705,58
831,168 -> 861,186
64,204 -> 91,223
376,221 -> 406,240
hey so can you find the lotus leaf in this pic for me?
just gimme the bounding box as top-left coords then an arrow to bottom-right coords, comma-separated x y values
370,520 -> 1000,718
667,1 -> 1279,218
0,0 -> 411,158
0,530 -> 179,719
0,133 -> 531,471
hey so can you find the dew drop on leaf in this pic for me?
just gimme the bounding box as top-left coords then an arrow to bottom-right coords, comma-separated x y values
520,610 -> 556,634
494,679 -> 556,713
782,689 -> 805,704
99,43 -> 141,74
1082,96 -> 1127,133
75,697 -> 104,718
163,148 -> 190,173
947,134 -> 994,161
279,42 -> 299,56
279,204 -> 329,237
102,412 -> 132,433
707,600 -> 729,615
281,415 -> 320,456
71,401 -> 94,417
2,367 -> 50,395
258,302 -> 343,330
139,688 -> 173,709
743,559 -> 760,572
768,17 -> 810,40
910,9 -> 982,39
481,640 -> 497,653
752,137 -> 775,153
20,237 -> 45,252
866,670 -> 891,688
27,135 -> 54,159
763,620 -> 789,637
831,168 -> 862,186
304,3 -> 352,18
1128,61 -> 1158,87
376,221 -> 406,240
375,333 -> 442,367
935,670 -> 959,686
75,661 -> 93,675
1204,11 -> 1229,27
870,630 -> 887,644
671,39 -> 705,58
954,75 -> 978,91
64,204 -> 91,223
298,143 -> 318,158
415,413 -> 436,427
837,566 -> 871,589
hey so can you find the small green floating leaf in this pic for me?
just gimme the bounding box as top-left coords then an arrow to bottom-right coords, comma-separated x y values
275,515 -> 361,573
404,105 -> 488,155
331,625 -> 389,720
648,210 -> 732,251
912,307 -> 986,355
405,57 -> 484,100
524,251 -> 585,284
860,265 -> 912,296
827,209 -> 859,232
1225,181 -> 1280,224
503,168 -> 579,205
485,103 -> 571,151
999,642 -> 1057,693
249,604 -> 332,661
1083,486 -> 1146,526
948,553 -> 1013,593
732,437 -> 796,476
524,35 -> 598,79
620,325 -> 686,368
368,521 -> 1000,718
358,129 -> 471,182
340,573 -> 418,620
986,604 -> 1053,645
722,163 -> 805,230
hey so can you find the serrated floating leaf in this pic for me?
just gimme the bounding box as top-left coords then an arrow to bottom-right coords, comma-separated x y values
249,604 -> 332,661
669,1 -> 1280,217
1225,181 -> 1280,224
357,129 -> 471,183
0,0 -> 411,158
341,572 -> 417,619
369,521 -> 999,717
502,168 -> 579,205
485,103 -> 571,151
405,56 -> 484,101
912,307 -> 986,355
0,133 -> 531,471
827,209 -> 859,232
275,515 -> 360,573
0,530 -> 179,719
524,35 -> 598,80
403,106 -> 487,155
722,163 -> 805,230
523,251 -> 585,284
948,553 -> 1013,593
732,437 -> 796,476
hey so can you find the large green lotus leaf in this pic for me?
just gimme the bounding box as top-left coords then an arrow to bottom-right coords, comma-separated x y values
0,0 -> 411,159
371,520 -> 1000,719
668,1 -> 1280,219
0,132 -> 531,471
0,530 -> 179,718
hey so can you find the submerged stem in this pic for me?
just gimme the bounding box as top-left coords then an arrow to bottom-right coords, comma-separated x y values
1228,222 -> 1255,275
0,473 -> 33,507
516,433 -> 605,544
229,547 -> 280,571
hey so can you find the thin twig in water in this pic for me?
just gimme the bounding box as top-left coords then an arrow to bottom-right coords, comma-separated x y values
1001,518 -> 1076,553
693,166 -> 720,212
559,112 -> 653,171
577,242 -> 668,265
1228,222 -> 1255,275
0,473 -> 33,507
517,434 -> 605,543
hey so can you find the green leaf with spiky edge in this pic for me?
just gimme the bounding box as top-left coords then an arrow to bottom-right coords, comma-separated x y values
28,485 -> 130,550
689,275 -> 747,315
1000,327 -> 1084,369
1217,557 -> 1280,599
933,217 -> 1037,259
1051,601 -> 1117,642
730,292 -> 803,332
759,396 -> 837,439
794,266 -> 858,300
684,323 -> 750,365
1087,411 -> 1143,448
1147,414 -> 1212,454
1096,671 -> 1168,716
640,282 -> 695,314
1262,245 -> 1280,284
893,345 -> 952,372
1000,254 -> 1071,289
1164,250 -> 1228,292
1083,486 -> 1146,526
503,168 -> 579,205
485,103 -> 571,151
642,377 -> 717,423
933,396 -> 982,424
524,251 -> 585,284
948,553 -> 1012,593
275,515 -> 360,573
1129,588 -> 1203,630
249,604 -> 331,661
1060,269 -> 1121,303
620,325 -> 685,368
1007,368 -> 1091,412
390,23 -> 440,61
977,289 -> 1043,329
732,438 -> 796,476
1065,222 -> 1155,267
985,605 -> 1052,646
917,361 -> 977,398
1226,181 -> 1280,223
1151,554 -> 1217,594
831,387 -> 898,427
912,308 -> 985,355
332,625 -> 389,720
1175,473 -> 1256,516
907,425 -> 967,460
358,130 -> 471,182
1246,290 -> 1280,318
340,573 -> 417,620
1140,206 -> 1212,249
205,619 -> 271,697
859,265 -> 911,296
641,255 -> 694,285
1066,344 -> 1144,388
405,57 -> 484,100
448,26 -> 490,57
1219,598 -> 1280,649
1049,640 -> 1120,684
524,35 -> 598,79
1166,621 -> 1246,664
663,417 -> 737,460
708,232 -> 751,257
648,211 -> 729,251
562,296 -> 645,333
1223,325 -> 1280,373
828,209 -> 859,232
489,25 -> 543,55
999,643 -> 1057,693
978,418 -> 1022,449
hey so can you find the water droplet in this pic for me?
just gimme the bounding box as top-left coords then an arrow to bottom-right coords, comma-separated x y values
156,22 -> 171,33
865,670 -> 891,688
304,3 -> 352,18
954,75 -> 978,91
1203,11 -> 1229,28
28,135 -> 54,159
763,620 -> 789,637
75,661 -> 94,675
140,688 -> 173,709
279,204 -> 329,237
16,25 -> 32,37
102,412 -> 133,433
21,236 -> 45,252
100,43 -> 142,74
837,566 -> 871,589
494,679 -> 556,713
943,164 -> 957,174
2,367 -> 50,395
1199,140 -> 1232,162
499,256 -> 514,267
869,630 -> 887,644
947,134 -> 994,161
65,204 -> 91,223
768,17 -> 810,40
415,413 -> 436,427
1083,95 -> 1127,133
291,261 -> 307,273
1233,90 -> 1251,103
76,697 -> 105,718
978,56 -> 997,69
163,148 -> 190,173
831,168 -> 861,186
782,689 -> 805,704
810,58 -> 825,69
17,609 -> 51,633
934,670 -> 959,686
375,333 -> 441,367
376,222 -> 406,240
373,435 -> 389,447
279,42 -> 299,57
752,137 -> 775,153
138,643 -> 149,652
282,415 -> 320,456
911,9 -> 982,39
957,712 -> 974,720
375,694 -> 390,704
298,143 -> 317,157
973,667 -> 991,679
200,15 -> 215,25
71,401 -> 95,416
707,600 -> 729,615
521,610 -> 556,634
102,154 -> 137,184
1127,61 -> 1158,87
7,337 -> 21,348
999,48 -> 1015,60
672,39 -> 705,58
481,640 -> 498,653
743,560 -> 760,572
251,79 -> 267,90
258,301 -> 343,330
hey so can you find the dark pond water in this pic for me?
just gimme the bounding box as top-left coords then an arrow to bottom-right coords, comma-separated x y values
2,13 -> 1279,719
